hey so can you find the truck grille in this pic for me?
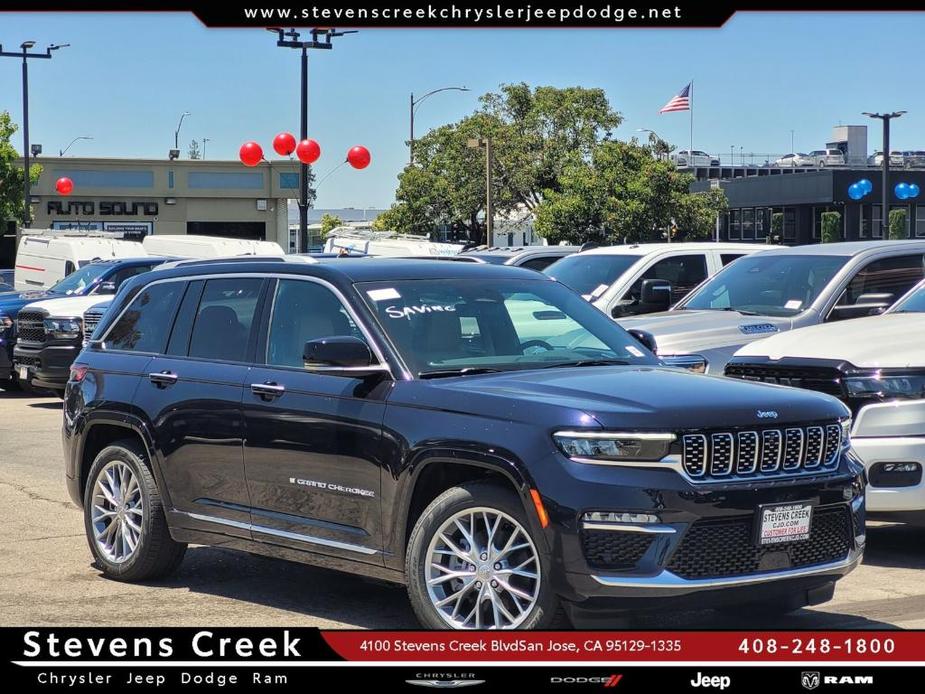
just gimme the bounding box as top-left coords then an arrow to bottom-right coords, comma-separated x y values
725,363 -> 844,398
666,504 -> 852,580
582,530 -> 654,570
16,310 -> 46,345
82,308 -> 105,343
681,422 -> 842,480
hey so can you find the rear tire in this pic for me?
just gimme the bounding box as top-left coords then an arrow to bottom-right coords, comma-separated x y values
405,480 -> 561,630
83,439 -> 186,581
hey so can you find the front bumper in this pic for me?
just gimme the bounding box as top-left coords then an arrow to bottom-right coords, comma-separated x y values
538,450 -> 865,607
13,343 -> 79,390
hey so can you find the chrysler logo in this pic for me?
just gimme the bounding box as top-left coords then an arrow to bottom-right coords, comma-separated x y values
406,681 -> 485,689
757,410 -> 779,419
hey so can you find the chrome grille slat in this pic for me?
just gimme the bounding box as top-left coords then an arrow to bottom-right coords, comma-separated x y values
16,310 -> 46,345
681,422 -> 844,481
82,310 -> 105,343
736,431 -> 759,474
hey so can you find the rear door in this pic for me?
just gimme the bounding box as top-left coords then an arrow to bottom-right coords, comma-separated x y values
242,276 -> 387,561
132,276 -> 267,534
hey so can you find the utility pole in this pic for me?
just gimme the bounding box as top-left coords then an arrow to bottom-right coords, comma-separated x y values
201,137 -> 210,159
467,136 -> 493,245
0,40 -> 68,228
863,111 -> 906,238
268,27 -> 356,252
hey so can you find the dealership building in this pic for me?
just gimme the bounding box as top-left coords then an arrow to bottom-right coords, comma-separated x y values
13,156 -> 302,249
694,168 -> 925,245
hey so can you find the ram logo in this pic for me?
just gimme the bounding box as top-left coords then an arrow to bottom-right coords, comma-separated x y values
801,672 -> 820,690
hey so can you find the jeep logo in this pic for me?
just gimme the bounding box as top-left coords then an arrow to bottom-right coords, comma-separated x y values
757,410 -> 779,419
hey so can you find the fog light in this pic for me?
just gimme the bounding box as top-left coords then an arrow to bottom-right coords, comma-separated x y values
582,512 -> 660,524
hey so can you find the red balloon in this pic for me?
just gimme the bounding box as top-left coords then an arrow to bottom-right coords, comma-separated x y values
239,141 -> 264,167
273,132 -> 297,156
55,177 -> 74,195
295,138 -> 321,165
346,145 -> 371,170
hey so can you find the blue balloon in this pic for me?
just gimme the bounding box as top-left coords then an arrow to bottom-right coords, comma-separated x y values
895,182 -> 911,200
909,183 -> 921,198
848,183 -> 864,200
858,178 -> 873,194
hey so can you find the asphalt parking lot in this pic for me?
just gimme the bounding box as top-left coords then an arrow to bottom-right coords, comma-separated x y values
1,389 -> 924,629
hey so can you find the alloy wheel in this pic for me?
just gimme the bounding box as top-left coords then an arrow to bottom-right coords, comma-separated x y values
424,507 -> 541,629
90,461 -> 144,564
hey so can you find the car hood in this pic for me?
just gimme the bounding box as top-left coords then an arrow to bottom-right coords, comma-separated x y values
617,310 -> 794,354
398,366 -> 847,431
0,290 -> 52,314
735,313 -> 925,369
20,295 -> 104,317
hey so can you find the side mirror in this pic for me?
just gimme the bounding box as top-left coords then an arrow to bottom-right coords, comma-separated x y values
627,329 -> 657,354
640,278 -> 672,309
829,292 -> 894,321
96,281 -> 117,295
303,336 -> 388,378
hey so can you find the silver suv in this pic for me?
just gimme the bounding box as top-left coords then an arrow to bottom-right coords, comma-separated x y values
618,240 -> 925,373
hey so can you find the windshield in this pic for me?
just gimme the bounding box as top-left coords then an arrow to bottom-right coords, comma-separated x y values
358,278 -> 658,376
48,263 -> 110,296
891,282 -> 925,313
543,254 -> 639,299
680,254 -> 848,317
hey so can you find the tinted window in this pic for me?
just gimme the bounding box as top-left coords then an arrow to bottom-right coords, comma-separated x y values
266,279 -> 362,368
109,264 -> 156,288
544,254 -> 640,298
103,281 -> 185,353
518,256 -> 559,272
626,254 -> 708,304
166,280 -> 204,356
835,254 -> 924,309
50,262 -> 110,295
721,253 -> 746,266
188,278 -> 263,362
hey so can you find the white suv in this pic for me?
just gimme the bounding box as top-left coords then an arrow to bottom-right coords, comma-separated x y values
727,279 -> 925,523
544,242 -> 764,320
810,149 -> 846,167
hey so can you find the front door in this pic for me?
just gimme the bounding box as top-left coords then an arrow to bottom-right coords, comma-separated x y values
242,277 -> 387,562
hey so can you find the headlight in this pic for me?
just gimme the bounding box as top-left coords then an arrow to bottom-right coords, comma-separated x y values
554,431 -> 676,462
841,417 -> 853,444
660,354 -> 708,373
844,373 -> 925,400
43,317 -> 82,340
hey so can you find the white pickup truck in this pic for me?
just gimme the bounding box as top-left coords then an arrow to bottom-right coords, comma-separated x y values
726,280 -> 925,523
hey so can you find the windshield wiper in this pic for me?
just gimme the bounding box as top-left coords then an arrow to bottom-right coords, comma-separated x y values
717,307 -> 760,316
418,367 -> 505,379
541,359 -> 631,369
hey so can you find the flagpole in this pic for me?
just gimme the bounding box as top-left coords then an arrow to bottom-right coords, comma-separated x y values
689,80 -> 694,164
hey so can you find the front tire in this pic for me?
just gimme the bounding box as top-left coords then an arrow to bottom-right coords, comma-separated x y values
405,481 -> 560,629
83,439 -> 186,581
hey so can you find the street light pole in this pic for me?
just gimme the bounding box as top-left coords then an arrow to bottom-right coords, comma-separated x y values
790,129 -> 795,154
174,111 -> 190,150
59,135 -> 93,156
201,137 -> 210,159
467,136 -> 493,245
269,28 -> 356,252
863,111 -> 906,238
409,86 -> 469,165
1,40 -> 68,228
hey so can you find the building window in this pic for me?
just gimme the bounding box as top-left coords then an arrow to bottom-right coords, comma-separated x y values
872,205 -> 883,238
783,208 -> 796,241
741,208 -> 755,240
279,172 -> 299,189
168,171 -> 175,189
755,208 -> 767,240
188,171 -> 264,189
729,209 -> 741,240
916,206 -> 925,238
860,205 -> 872,239
53,169 -> 154,188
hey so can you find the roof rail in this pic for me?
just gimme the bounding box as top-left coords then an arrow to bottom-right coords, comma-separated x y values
153,255 -> 317,272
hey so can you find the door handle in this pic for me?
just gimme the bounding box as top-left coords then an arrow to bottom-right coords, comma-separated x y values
149,371 -> 178,387
251,382 -> 285,400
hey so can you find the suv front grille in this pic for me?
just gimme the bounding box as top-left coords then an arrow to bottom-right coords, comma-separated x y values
725,363 -> 844,398
666,504 -> 852,580
582,530 -> 654,570
681,422 -> 842,480
82,309 -> 105,343
16,310 -> 46,345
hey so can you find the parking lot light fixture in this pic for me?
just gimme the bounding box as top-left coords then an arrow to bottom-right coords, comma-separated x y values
863,111 -> 907,238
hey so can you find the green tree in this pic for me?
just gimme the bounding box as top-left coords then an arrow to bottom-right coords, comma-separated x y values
889,208 -> 908,240
533,140 -> 727,245
820,211 -> 841,243
187,139 -> 201,160
319,213 -> 343,238
769,212 -> 783,244
0,111 -> 42,225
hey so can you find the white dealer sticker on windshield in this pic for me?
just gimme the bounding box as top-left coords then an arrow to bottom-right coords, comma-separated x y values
626,345 -> 645,357
367,288 -> 401,301
590,284 -> 609,299
784,299 -> 803,310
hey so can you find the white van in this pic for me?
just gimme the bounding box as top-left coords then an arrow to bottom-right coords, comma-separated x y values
142,235 -> 284,259
14,234 -> 145,291
323,230 -> 464,257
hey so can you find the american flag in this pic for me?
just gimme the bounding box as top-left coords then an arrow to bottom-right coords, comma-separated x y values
659,83 -> 691,113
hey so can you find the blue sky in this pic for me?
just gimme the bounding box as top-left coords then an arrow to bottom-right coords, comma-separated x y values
1,11 -> 924,208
